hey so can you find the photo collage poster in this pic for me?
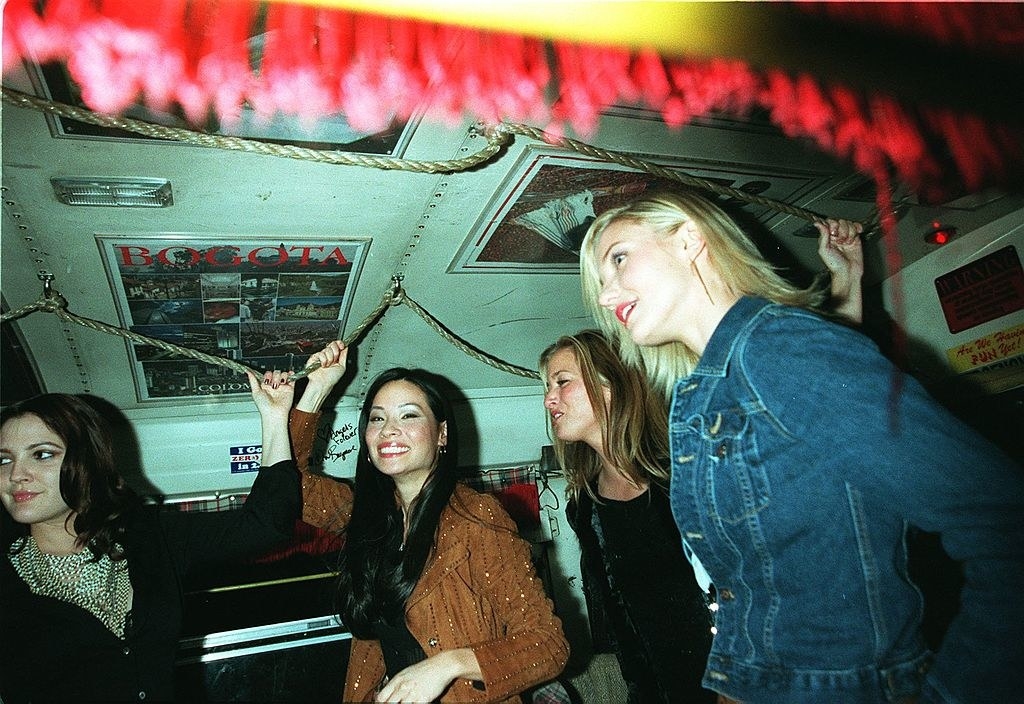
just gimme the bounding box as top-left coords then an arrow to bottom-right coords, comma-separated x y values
97,236 -> 370,400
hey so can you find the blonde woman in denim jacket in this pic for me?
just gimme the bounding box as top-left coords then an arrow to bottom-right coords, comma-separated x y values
579,189 -> 1024,704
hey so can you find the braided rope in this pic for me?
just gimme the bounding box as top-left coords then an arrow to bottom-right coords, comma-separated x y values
0,87 -> 509,173
4,86 -> 827,219
1,86 -> 848,386
1,284 -> 539,382
1,294 -> 258,375
0,299 -> 52,322
400,296 -> 540,380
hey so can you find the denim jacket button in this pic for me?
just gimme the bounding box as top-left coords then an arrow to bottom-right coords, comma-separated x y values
719,588 -> 735,600
716,443 -> 727,458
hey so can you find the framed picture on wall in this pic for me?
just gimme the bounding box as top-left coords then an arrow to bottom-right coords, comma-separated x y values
27,61 -> 416,155
449,144 -> 834,274
96,234 -> 370,401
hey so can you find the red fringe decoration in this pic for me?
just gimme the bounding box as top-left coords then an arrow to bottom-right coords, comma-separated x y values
7,0 -> 1023,411
800,1 -> 1024,58
4,0 -> 1023,202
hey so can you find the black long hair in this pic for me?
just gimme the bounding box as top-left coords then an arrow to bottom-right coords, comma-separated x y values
1,393 -> 139,560
336,368 -> 459,638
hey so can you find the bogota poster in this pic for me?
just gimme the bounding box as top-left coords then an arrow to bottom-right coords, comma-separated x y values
97,235 -> 370,400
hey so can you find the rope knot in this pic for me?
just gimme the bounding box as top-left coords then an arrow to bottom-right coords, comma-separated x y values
40,294 -> 69,313
475,121 -> 512,146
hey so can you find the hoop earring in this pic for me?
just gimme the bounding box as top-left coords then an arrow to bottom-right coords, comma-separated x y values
691,259 -> 715,305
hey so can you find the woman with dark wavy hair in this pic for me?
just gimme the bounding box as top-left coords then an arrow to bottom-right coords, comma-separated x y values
289,340 -> 568,703
0,373 -> 301,704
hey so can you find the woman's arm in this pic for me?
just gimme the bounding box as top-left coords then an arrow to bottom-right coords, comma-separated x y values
458,494 -> 569,701
290,341 -> 354,532
158,370 -> 301,570
745,312 -> 1024,704
816,218 -> 864,324
246,368 -> 296,466
375,648 -> 484,704
380,493 -> 568,703
296,340 -> 348,414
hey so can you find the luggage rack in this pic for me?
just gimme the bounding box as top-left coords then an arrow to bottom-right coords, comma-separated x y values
176,614 -> 351,702
177,614 -> 351,665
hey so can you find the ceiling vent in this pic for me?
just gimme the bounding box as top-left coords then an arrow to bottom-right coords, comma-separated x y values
51,177 -> 173,207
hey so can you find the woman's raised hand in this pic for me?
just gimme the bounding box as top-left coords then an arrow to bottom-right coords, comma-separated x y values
816,218 -> 864,282
247,369 -> 296,420
816,218 -> 864,324
247,369 -> 296,466
295,340 -> 350,413
306,340 -> 348,389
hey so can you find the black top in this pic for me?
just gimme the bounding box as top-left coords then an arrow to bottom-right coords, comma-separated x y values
0,459 -> 300,704
568,482 -> 715,704
378,618 -> 427,679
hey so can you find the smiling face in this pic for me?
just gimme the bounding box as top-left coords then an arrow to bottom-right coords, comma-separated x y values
543,346 -> 606,452
594,218 -> 695,347
365,379 -> 448,492
0,413 -> 75,538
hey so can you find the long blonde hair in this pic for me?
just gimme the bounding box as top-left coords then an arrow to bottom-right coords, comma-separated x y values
580,189 -> 828,399
539,330 -> 669,504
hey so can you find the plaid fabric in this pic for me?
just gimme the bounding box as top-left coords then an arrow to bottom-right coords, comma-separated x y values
462,465 -> 541,529
461,464 -> 538,492
165,494 -> 248,513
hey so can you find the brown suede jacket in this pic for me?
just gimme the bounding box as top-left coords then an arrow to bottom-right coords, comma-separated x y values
290,409 -> 569,703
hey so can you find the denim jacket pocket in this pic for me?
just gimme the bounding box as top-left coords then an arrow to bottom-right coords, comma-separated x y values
684,408 -> 771,525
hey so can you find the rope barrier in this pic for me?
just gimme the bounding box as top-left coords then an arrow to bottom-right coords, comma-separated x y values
0,280 -> 540,382
0,85 -> 851,387
2,86 -> 827,221
0,87 -> 510,174
400,295 -> 539,379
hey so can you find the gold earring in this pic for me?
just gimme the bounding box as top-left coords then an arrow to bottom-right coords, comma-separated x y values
691,259 -> 715,305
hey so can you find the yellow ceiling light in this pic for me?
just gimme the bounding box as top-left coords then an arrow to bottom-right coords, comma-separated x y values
278,1 -> 761,59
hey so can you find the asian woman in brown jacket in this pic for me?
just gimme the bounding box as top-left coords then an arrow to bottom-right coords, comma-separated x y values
283,341 -> 568,703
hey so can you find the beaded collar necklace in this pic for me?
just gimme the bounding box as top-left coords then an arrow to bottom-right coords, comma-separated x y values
8,535 -> 132,637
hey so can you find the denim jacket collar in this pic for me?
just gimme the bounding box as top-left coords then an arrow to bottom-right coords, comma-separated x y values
691,295 -> 771,378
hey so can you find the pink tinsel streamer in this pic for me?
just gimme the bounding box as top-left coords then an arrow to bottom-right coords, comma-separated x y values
3,0 -> 1021,201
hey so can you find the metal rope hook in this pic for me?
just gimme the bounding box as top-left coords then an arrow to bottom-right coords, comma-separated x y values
388,274 -> 406,305
39,273 -> 54,299
36,273 -> 70,314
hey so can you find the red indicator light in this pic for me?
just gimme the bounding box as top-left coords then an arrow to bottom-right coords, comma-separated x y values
925,225 -> 957,245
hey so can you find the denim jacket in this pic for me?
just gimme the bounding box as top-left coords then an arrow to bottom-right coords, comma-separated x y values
668,296 -> 1024,704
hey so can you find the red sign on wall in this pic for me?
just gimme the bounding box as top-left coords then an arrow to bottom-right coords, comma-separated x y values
935,245 -> 1024,334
